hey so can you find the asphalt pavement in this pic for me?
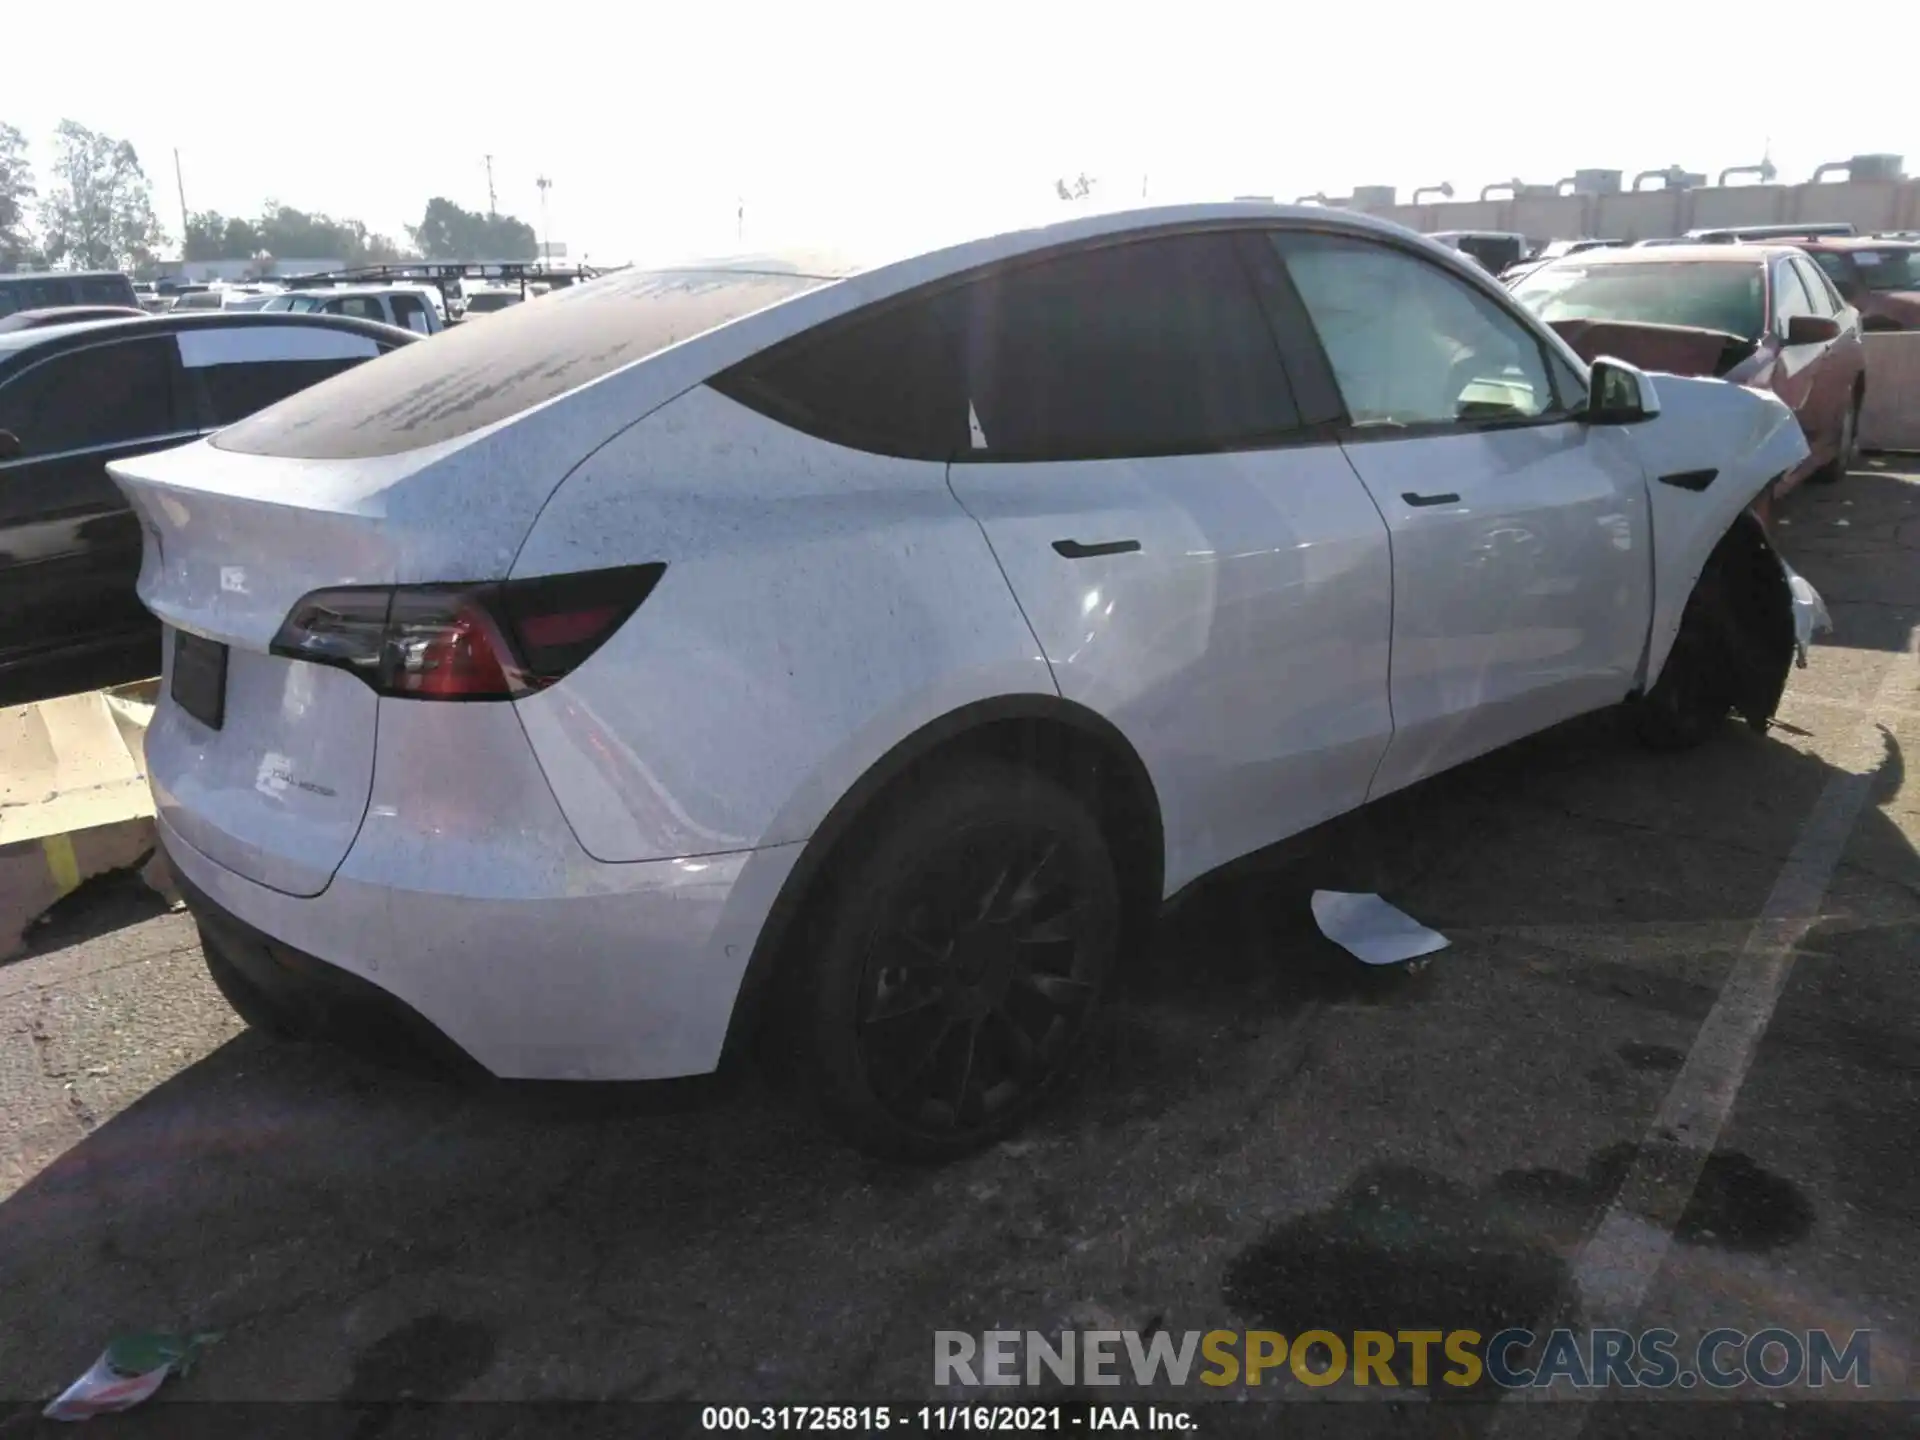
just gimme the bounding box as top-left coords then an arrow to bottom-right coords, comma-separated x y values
1,464 -> 1916,1437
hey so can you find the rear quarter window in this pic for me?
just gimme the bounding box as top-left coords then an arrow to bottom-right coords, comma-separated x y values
212,267 -> 830,459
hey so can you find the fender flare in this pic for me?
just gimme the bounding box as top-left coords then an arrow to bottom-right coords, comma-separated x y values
718,693 -> 1164,1065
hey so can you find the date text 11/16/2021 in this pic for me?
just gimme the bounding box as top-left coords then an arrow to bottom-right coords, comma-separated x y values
701,1405 -> 1197,1432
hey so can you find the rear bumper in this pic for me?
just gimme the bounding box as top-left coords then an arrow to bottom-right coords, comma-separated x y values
158,810 -> 804,1081
177,861 -> 487,1080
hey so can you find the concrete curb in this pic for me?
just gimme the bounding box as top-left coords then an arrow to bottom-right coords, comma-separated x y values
0,680 -> 169,959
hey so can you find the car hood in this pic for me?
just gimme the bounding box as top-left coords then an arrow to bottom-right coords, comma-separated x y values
1546,319 -> 1761,379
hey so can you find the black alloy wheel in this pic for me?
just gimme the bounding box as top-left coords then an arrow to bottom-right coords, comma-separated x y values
796,760 -> 1120,1159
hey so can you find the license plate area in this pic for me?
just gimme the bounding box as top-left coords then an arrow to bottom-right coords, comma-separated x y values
171,629 -> 228,730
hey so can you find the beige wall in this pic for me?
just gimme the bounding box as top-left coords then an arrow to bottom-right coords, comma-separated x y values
1347,179 -> 1920,241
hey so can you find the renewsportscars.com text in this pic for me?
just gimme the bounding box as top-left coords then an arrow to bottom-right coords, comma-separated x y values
935,1327 -> 1873,1390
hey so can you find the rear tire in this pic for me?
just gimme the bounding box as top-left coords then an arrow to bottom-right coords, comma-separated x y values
792,759 -> 1120,1161
1809,392 -> 1860,485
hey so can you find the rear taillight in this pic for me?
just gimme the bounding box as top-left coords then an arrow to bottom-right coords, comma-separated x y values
270,563 -> 664,700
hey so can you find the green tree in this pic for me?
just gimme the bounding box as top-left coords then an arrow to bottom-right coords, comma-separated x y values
0,122 -> 36,270
38,120 -> 164,272
407,196 -> 536,260
186,201 -> 414,270
184,209 -> 261,262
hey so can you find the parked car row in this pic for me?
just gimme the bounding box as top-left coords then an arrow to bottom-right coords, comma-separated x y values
34,203 -> 1817,1157
0,310 -> 418,706
1505,238 -> 1880,503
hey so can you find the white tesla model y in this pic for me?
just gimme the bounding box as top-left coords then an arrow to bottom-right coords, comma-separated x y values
111,204 -> 1810,1158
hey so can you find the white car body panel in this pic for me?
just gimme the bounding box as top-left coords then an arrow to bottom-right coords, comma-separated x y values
1615,373 -> 1808,684
510,387 -> 1055,862
105,203 -> 1817,1085
946,445 -> 1393,894
1338,423 -> 1651,800
157,699 -> 802,1080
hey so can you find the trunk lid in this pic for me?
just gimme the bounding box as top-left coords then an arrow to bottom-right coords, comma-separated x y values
107,431 -> 541,896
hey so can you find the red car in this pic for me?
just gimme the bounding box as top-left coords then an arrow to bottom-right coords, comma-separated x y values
1794,237 -> 1920,331
1511,245 -> 1867,499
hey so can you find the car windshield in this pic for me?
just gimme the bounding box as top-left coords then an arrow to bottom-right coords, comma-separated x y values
1849,247 -> 1920,292
1511,261 -> 1767,338
464,291 -> 518,312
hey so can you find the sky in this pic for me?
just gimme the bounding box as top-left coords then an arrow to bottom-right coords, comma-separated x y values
9,0 -> 1916,267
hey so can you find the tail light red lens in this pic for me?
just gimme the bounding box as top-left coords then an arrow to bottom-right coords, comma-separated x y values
270,563 -> 665,700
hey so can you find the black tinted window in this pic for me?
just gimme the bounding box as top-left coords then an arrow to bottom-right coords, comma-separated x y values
323,296 -> 387,323
73,275 -> 137,306
197,357 -> 374,427
0,278 -> 74,317
715,231 -> 1301,462
389,294 -> 432,334
710,290 -> 969,459
961,233 -> 1298,459
0,337 -> 178,455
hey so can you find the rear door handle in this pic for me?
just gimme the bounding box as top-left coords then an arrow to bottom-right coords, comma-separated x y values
1401,491 -> 1460,507
1052,538 -> 1141,559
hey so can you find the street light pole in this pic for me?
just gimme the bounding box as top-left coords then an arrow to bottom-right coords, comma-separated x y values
536,175 -> 553,262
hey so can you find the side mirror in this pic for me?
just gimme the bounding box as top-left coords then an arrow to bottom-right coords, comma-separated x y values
1583,357 -> 1661,425
0,429 -> 21,462
1785,314 -> 1842,346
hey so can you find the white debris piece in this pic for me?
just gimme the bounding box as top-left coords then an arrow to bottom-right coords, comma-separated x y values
1779,560 -> 1832,669
1311,890 -> 1450,966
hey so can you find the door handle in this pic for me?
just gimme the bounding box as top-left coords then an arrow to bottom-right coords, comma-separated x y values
1052,538 -> 1141,559
1401,491 -> 1460,507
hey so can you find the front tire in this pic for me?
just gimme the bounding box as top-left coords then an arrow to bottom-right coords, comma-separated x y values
793,759 -> 1120,1160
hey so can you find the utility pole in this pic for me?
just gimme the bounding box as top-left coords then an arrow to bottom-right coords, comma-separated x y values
484,154 -> 497,220
173,149 -> 190,260
536,175 -> 552,262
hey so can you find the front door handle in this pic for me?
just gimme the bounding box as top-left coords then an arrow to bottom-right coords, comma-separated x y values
1401,491 -> 1460,507
1052,538 -> 1141,559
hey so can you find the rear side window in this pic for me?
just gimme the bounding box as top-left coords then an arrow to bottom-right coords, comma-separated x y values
714,231 -> 1302,462
323,296 -> 388,323
0,337 -> 180,455
214,266 -> 830,459
710,290 -> 970,459
390,293 -> 431,333
961,232 -> 1299,460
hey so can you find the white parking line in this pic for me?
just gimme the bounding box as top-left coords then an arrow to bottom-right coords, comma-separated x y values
1489,634 -> 1915,1432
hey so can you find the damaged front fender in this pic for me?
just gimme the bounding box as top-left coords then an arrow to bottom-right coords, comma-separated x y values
1633,513 -> 1801,748
1624,372 -> 1809,689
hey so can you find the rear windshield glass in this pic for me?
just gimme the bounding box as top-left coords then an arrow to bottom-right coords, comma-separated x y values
212,266 -> 832,459
1512,261 -> 1767,339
